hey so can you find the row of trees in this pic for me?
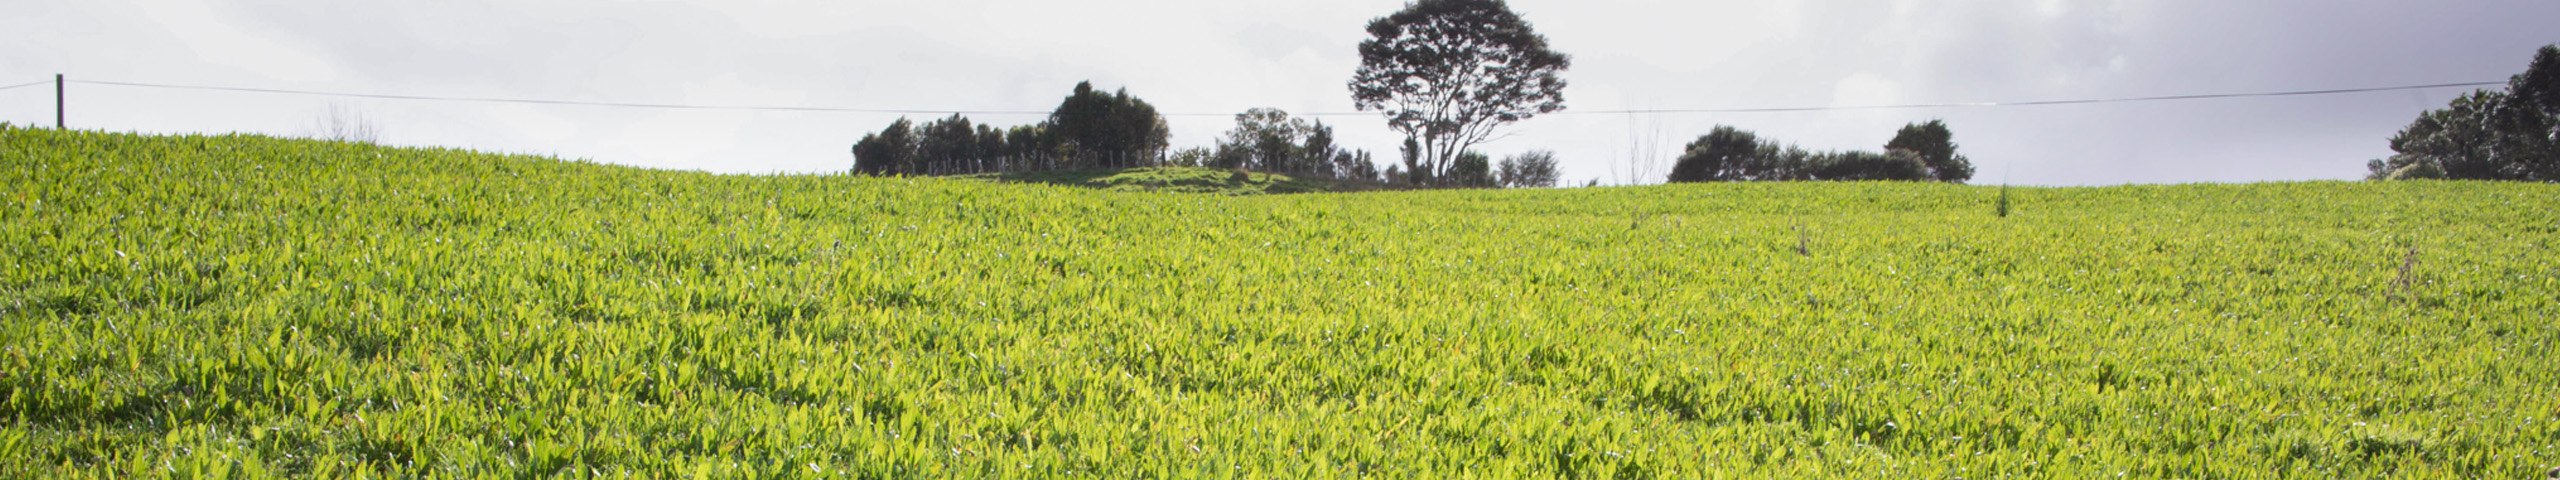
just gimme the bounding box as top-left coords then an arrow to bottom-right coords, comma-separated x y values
1165,107 -> 1561,188
840,4 -> 2558,189
852,0 -> 1580,190
1399,150 -> 1562,188
854,1 -> 2010,190
1666,120 -> 1976,183
851,81 -> 1170,176
1168,108 -> 1383,182
2367,44 -> 2560,181
855,96 -> 1569,189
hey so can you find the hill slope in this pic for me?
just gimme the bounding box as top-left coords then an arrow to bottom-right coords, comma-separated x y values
4,125 -> 2556,478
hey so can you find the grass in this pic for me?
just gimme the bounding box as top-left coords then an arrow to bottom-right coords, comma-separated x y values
3,124 -> 2557,478
964,167 -> 1400,195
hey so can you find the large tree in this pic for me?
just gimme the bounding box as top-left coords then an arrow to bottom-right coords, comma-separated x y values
1350,0 -> 1570,186
1047,81 -> 1171,169
2495,44 -> 2560,179
2370,44 -> 2560,181
2373,91 -> 2507,180
1445,151 -> 1498,188
1884,120 -> 1975,183
851,117 -> 918,176
1665,126 -> 1761,182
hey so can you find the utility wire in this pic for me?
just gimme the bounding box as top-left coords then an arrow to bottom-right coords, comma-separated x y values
1603,81 -> 2508,114
0,80 -> 54,91
71,79 -> 1059,115
66,78 -> 2504,117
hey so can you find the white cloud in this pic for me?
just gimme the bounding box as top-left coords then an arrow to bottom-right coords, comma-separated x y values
481,105 -> 582,153
136,0 -> 342,82
1830,73 -> 1902,108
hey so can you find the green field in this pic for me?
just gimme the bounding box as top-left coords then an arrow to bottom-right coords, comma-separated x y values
3,124 -> 2556,478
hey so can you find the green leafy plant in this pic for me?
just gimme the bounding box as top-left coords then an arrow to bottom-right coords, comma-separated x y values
1996,183 -> 2013,218
4,124 -> 2553,478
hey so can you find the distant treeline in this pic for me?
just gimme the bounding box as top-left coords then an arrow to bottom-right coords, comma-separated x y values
848,84 -> 1565,188
849,0 -> 2007,189
1169,108 -> 1381,183
851,81 -> 1169,176
1163,108 -> 1561,188
1668,120 -> 1975,184
850,86 -> 1986,189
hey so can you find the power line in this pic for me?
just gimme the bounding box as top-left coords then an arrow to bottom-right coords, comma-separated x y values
70,79 -> 1060,116
0,80 -> 54,91
61,77 -> 2505,117
1599,81 -> 2508,114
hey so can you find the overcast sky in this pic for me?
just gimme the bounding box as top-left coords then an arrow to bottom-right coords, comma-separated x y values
4,1 -> 2555,185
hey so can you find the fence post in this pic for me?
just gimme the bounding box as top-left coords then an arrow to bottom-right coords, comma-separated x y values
55,74 -> 65,130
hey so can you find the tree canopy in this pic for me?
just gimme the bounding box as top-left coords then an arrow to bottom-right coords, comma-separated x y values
1047,81 -> 1172,169
1666,125 -> 1940,183
1885,120 -> 1975,183
1207,108 -> 1382,181
1498,150 -> 1561,188
1214,108 -> 1315,173
1350,0 -> 1569,186
1445,151 -> 1498,188
1665,126 -> 1764,183
2370,44 -> 2560,181
850,118 -> 916,176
